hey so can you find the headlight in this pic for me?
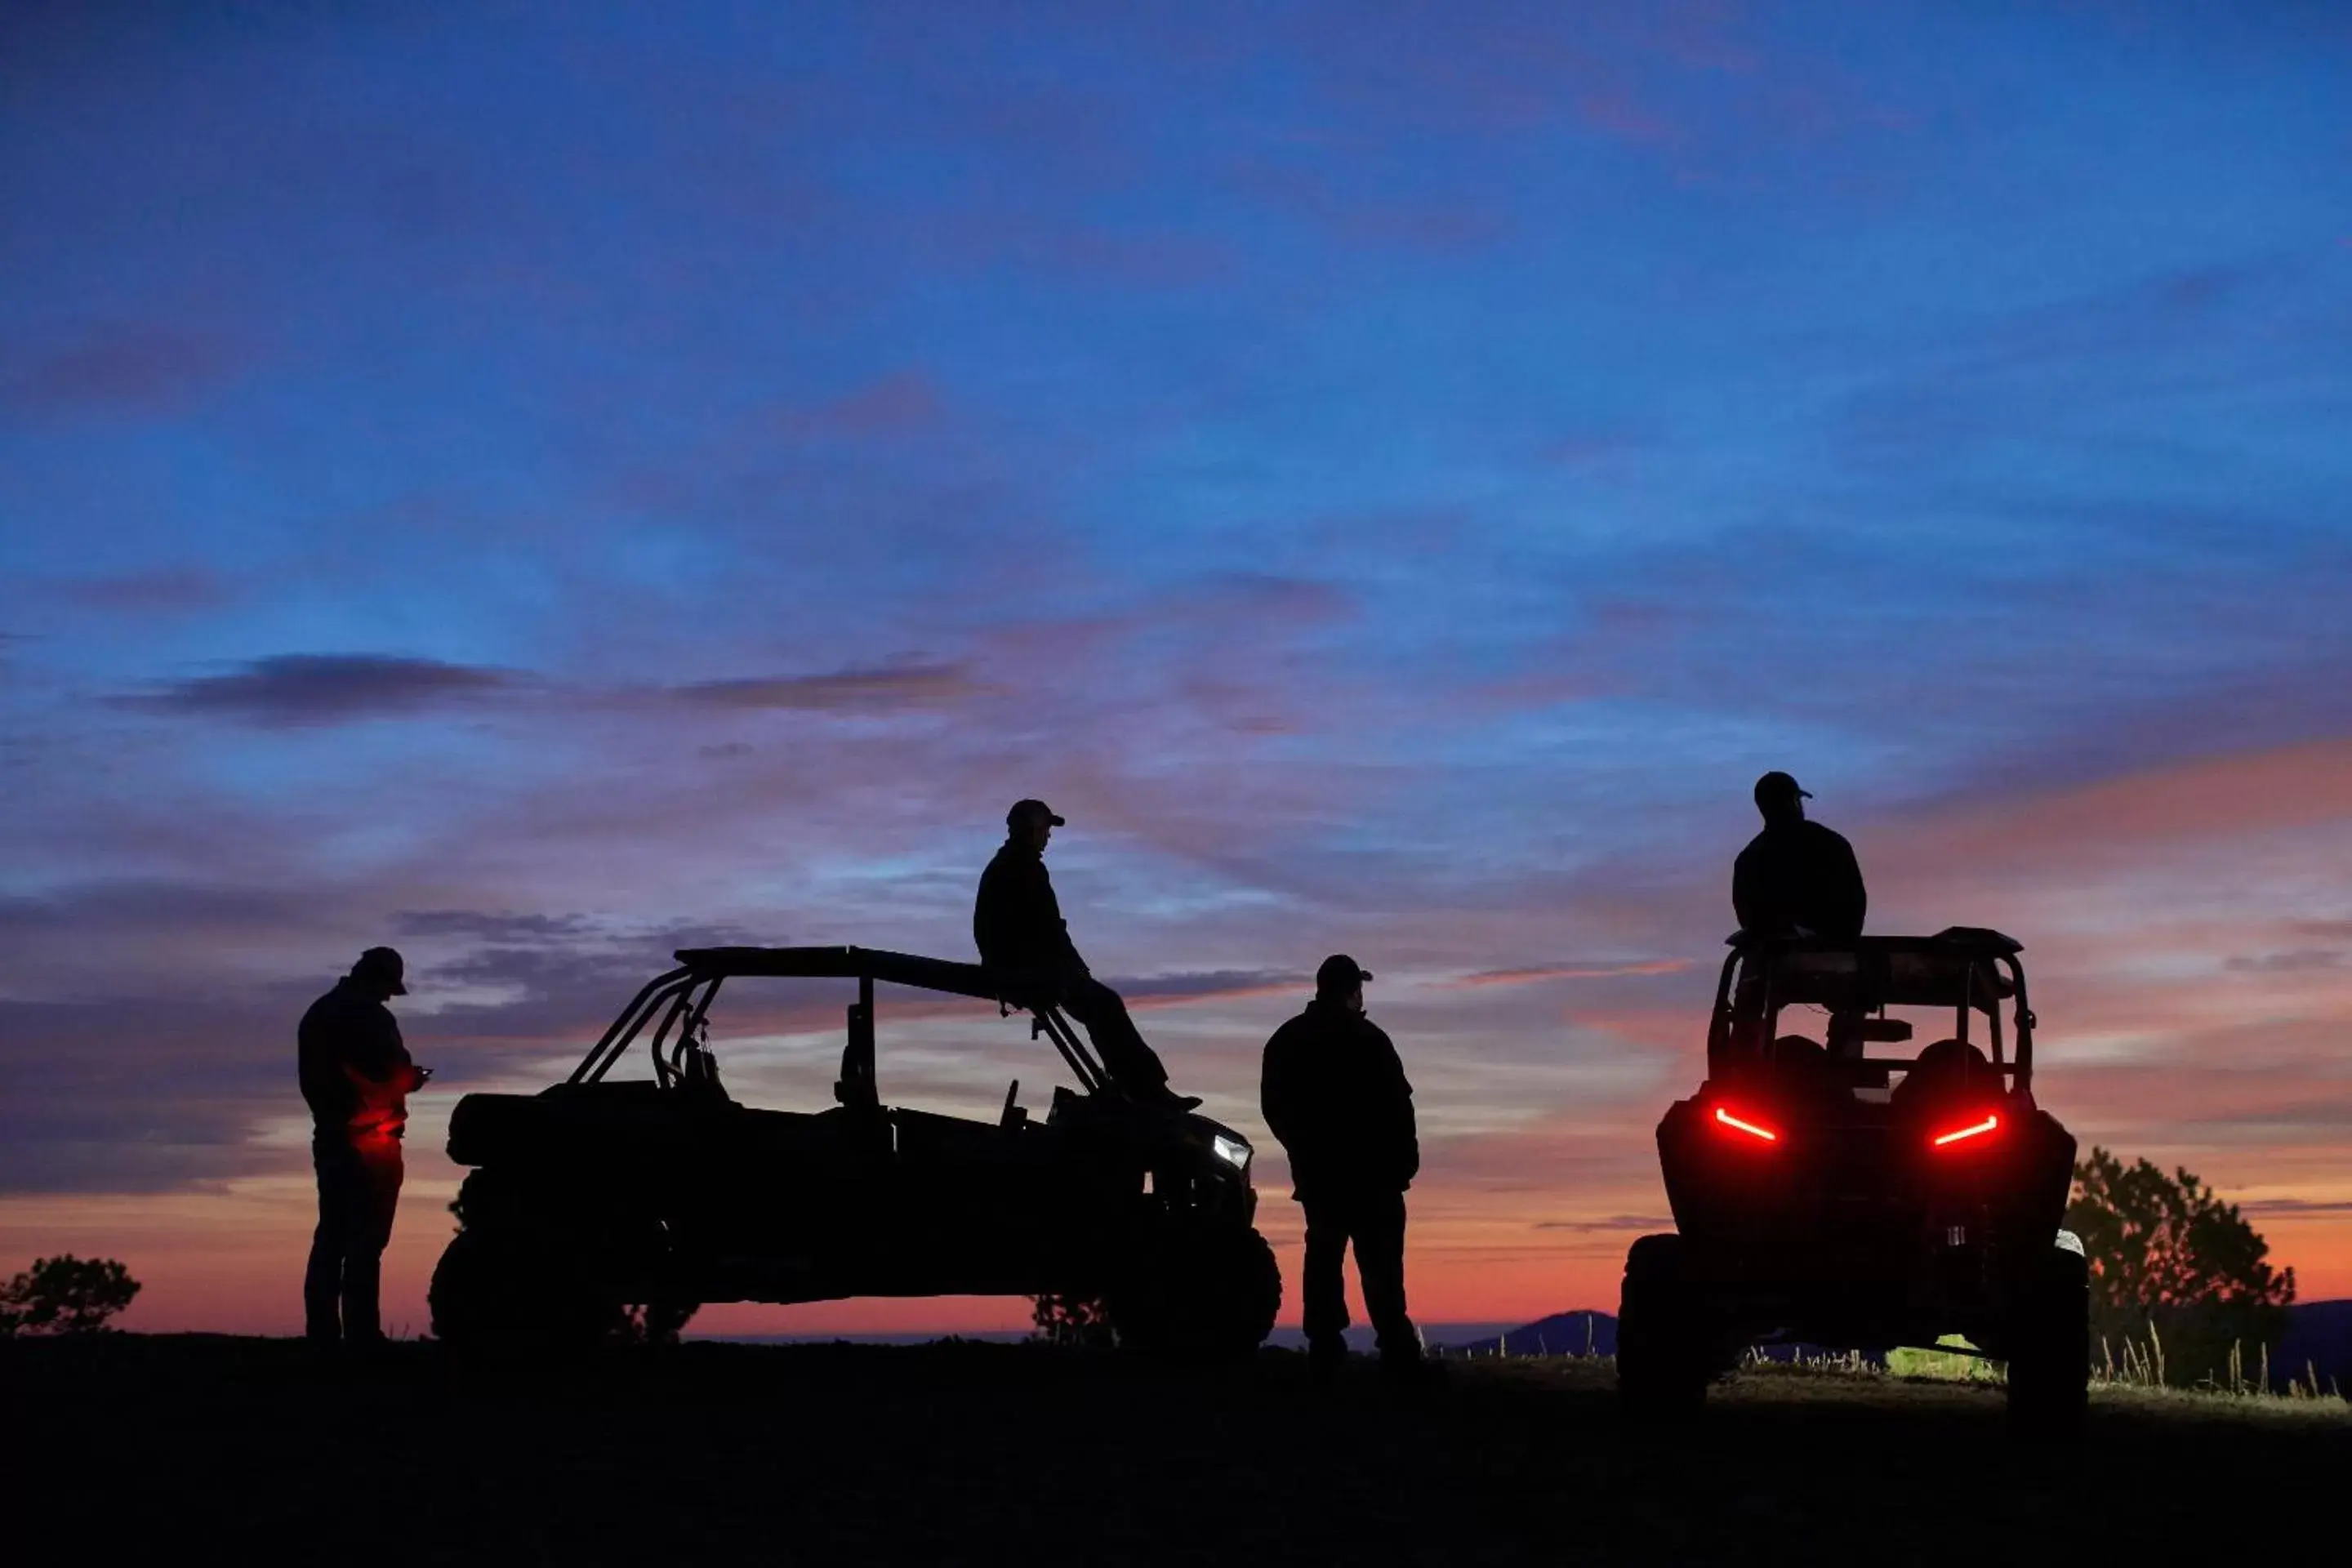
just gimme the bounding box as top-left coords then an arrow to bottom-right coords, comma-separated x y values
1211,1134 -> 1250,1170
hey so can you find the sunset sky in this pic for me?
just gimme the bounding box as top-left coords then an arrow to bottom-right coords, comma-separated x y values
4,2 -> 2350,1337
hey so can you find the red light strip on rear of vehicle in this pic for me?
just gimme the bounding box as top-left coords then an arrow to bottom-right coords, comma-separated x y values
1713,1107 -> 1780,1143
1931,1113 -> 2000,1147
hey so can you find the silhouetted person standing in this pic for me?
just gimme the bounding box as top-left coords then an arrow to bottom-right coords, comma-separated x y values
1733,771 -> 1867,939
1261,956 -> 1421,1379
299,946 -> 429,1348
974,800 -> 1194,1109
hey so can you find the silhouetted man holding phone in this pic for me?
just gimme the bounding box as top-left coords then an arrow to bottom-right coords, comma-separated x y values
974,800 -> 1195,1110
299,945 -> 430,1348
1261,955 -> 1422,1379
1733,771 -> 1867,939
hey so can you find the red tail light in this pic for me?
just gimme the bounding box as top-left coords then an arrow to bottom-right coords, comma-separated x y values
1713,1106 -> 1780,1143
1931,1112 -> 2000,1149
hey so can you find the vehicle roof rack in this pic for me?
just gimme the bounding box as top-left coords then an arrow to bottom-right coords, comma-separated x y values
1723,927 -> 2022,957
568,945 -> 1108,1092
674,945 -> 1005,1003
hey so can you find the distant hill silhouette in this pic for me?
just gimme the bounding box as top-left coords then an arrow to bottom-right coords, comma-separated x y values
1438,1310 -> 1616,1357
2275,1299 -> 2352,1393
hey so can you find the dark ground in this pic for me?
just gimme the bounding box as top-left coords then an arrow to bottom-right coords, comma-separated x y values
7,1336 -> 2345,1566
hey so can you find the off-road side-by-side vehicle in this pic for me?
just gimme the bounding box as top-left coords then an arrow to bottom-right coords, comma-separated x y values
1620,928 -> 2087,1428
430,947 -> 1281,1358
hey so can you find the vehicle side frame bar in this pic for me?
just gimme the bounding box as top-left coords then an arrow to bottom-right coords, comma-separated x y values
566,948 -> 1117,1095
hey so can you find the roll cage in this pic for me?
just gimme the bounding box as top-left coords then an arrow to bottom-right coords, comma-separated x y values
566,945 -> 1113,1104
1708,927 -> 2038,1093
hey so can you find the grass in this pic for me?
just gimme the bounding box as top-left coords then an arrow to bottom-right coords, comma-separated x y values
2092,1326 -> 2345,1404
8,1333 -> 2348,1566
1886,1334 -> 2002,1383
1444,1330 -> 2348,1413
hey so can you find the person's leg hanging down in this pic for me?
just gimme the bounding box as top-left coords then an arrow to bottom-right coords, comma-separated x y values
1060,975 -> 1183,1098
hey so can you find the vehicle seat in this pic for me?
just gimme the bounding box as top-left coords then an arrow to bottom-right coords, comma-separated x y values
1771,1035 -> 1842,1105
834,1037 -> 880,1114
677,1043 -> 732,1101
1824,1013 -> 1894,1089
1891,1038 -> 1995,1111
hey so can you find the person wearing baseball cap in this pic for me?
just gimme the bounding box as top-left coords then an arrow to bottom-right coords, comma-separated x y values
1732,771 -> 1867,939
973,799 -> 1196,1111
1260,955 -> 1423,1381
297,945 -> 431,1348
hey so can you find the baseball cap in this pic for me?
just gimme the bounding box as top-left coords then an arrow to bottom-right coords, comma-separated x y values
1007,798 -> 1067,830
353,946 -> 408,996
1753,770 -> 1813,806
1316,953 -> 1374,995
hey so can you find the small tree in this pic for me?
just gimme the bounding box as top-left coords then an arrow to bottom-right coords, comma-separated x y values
621,1301 -> 698,1345
1030,1292 -> 1116,1351
2065,1148 -> 2294,1386
0,1255 -> 141,1336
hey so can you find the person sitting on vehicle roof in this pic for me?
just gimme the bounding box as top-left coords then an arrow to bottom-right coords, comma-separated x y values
974,799 -> 1197,1111
1733,771 -> 1868,940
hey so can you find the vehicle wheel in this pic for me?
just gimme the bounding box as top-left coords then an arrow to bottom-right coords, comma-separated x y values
1107,1219 -> 1282,1362
429,1224 -> 629,1356
2005,1242 -> 2089,1435
1617,1233 -> 1713,1414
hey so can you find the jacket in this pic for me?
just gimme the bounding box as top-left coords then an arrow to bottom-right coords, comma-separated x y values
973,840 -> 1086,973
298,978 -> 420,1140
1732,820 -> 1867,939
1260,1000 -> 1419,1196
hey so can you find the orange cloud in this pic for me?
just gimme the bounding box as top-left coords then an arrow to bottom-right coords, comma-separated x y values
1875,738 -> 2352,884
1436,958 -> 1692,989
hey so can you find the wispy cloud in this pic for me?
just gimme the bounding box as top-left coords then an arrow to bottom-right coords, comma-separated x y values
2225,950 -> 2343,974
111,654 -> 518,726
2238,1198 -> 2352,1218
1112,969 -> 1310,1009
670,659 -> 996,713
390,910 -> 598,942
57,567 -> 234,615
1438,960 -> 1691,989
778,372 -> 946,439
4,322 -> 245,416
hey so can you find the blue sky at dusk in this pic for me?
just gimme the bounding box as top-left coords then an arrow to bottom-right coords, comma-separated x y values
4,2 -> 2350,1332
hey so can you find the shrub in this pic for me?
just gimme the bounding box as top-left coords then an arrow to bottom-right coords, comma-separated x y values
0,1255 -> 141,1336
1030,1292 -> 1116,1350
2066,1147 -> 2294,1387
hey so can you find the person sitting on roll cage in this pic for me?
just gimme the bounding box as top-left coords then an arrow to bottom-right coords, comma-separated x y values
298,945 -> 430,1348
974,799 -> 1197,1111
1732,770 -> 1867,940
1732,770 -> 1871,1062
1261,955 -> 1423,1380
